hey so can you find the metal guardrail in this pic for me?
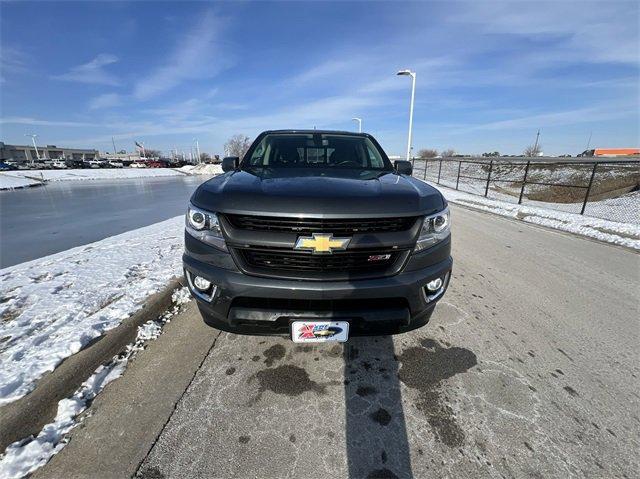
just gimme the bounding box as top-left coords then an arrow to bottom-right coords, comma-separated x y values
411,158 -> 640,224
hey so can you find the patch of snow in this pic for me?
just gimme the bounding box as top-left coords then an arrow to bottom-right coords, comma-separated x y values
0,216 -> 186,406
414,159 -> 640,224
428,182 -> 640,249
1,166 -> 223,190
0,173 -> 43,190
1,169 -> 186,188
0,287 -> 190,479
178,163 -> 223,176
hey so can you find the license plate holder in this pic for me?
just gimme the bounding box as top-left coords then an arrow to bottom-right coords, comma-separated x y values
291,320 -> 350,343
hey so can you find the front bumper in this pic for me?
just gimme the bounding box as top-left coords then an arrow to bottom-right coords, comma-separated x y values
183,234 -> 452,337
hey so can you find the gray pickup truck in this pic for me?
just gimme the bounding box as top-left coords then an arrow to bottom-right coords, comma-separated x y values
183,130 -> 451,343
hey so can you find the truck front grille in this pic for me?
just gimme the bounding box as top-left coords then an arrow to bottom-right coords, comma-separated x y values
224,214 -> 418,234
236,246 -> 404,278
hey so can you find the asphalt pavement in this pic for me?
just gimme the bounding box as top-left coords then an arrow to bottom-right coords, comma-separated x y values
35,205 -> 639,479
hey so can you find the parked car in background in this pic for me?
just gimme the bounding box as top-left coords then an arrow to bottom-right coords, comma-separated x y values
83,159 -> 102,169
64,159 -> 84,169
0,161 -> 15,171
147,161 -> 165,168
130,161 -> 147,168
51,160 -> 68,169
107,160 -> 124,168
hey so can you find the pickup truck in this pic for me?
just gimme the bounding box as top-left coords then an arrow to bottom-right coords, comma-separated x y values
183,130 -> 452,342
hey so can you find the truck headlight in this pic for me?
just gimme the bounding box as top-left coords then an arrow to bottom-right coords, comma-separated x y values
414,207 -> 450,252
186,204 -> 227,251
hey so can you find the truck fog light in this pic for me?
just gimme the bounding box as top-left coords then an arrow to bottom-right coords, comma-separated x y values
193,276 -> 211,291
426,277 -> 443,292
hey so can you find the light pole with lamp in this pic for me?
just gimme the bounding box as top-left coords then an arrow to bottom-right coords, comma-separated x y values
396,69 -> 416,162
352,117 -> 362,133
194,138 -> 201,163
25,134 -> 40,164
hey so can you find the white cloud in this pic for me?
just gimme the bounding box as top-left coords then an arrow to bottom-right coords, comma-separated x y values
0,117 -> 99,127
53,53 -> 120,86
133,10 -> 231,100
88,93 -> 123,110
0,45 -> 29,83
451,103 -> 637,133
453,1 -> 639,65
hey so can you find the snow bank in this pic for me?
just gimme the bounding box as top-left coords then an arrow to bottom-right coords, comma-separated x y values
0,287 -> 191,479
430,183 -> 640,249
0,173 -> 43,190
178,163 -> 223,175
0,165 -> 222,190
1,169 -> 186,187
0,216 -> 185,406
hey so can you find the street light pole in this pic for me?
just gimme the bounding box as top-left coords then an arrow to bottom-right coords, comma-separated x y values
25,134 -> 40,163
194,138 -> 201,163
397,69 -> 416,162
352,117 -> 362,133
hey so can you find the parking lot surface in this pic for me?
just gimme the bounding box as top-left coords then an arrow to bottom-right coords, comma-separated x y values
38,205 -> 639,478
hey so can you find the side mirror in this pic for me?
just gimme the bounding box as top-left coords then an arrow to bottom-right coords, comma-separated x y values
222,156 -> 239,172
394,160 -> 413,176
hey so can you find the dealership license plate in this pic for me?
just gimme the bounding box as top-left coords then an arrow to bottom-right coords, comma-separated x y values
291,321 -> 349,343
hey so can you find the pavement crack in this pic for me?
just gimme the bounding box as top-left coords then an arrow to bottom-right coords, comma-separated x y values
132,329 -> 222,478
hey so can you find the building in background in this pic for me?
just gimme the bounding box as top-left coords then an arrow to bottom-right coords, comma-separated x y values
101,151 -> 143,162
0,142 -> 100,164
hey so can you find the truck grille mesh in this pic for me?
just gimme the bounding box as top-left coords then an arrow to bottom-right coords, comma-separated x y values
238,247 -> 400,273
224,214 -> 417,234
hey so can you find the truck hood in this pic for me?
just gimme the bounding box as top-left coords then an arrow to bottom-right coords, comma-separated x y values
191,168 -> 446,217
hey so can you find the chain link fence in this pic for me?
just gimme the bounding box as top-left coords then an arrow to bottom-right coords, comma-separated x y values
412,158 -> 640,224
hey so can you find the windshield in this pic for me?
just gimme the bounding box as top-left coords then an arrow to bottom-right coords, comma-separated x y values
242,133 -> 393,171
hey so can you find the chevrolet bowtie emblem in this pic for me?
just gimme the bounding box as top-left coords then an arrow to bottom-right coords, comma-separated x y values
294,233 -> 351,254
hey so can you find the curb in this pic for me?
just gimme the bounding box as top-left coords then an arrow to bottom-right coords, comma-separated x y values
0,278 -> 183,452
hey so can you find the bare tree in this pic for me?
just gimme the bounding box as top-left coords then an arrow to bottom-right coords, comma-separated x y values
224,134 -> 252,158
441,149 -> 456,158
199,152 -> 211,163
523,144 -> 542,157
417,148 -> 438,158
143,149 -> 161,158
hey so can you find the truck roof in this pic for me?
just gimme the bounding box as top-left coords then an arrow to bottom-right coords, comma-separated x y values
261,129 -> 371,137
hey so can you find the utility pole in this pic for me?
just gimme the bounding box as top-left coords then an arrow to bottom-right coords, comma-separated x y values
112,136 -> 117,155
586,131 -> 593,151
352,118 -> 362,133
533,129 -> 541,155
194,138 -> 201,163
24,134 -> 40,163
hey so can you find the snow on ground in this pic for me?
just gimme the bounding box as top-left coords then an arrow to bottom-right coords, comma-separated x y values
0,215 -> 186,406
0,165 -> 222,190
178,163 -> 223,175
413,159 -> 640,224
0,174 -> 42,190
0,287 -> 191,479
429,182 -> 640,250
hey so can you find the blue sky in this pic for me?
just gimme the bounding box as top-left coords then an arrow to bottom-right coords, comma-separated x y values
1,1 -> 638,156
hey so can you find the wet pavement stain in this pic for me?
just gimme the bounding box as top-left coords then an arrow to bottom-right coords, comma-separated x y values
136,466 -> 165,479
356,385 -> 377,397
370,408 -> 392,426
253,365 -> 327,397
225,367 -> 236,376
238,435 -> 250,444
367,468 -> 400,479
564,385 -> 579,397
398,338 -> 477,448
263,344 -> 286,366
